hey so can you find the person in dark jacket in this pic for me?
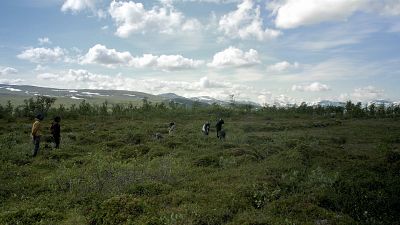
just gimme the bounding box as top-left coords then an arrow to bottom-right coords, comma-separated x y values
50,116 -> 61,148
216,118 -> 224,138
31,113 -> 44,157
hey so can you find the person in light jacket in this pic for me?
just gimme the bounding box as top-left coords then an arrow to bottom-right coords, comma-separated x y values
31,114 -> 44,157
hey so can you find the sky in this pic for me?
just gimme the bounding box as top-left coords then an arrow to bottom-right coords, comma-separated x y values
0,0 -> 399,105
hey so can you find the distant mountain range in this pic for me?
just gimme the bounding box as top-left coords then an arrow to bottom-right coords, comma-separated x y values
0,84 -> 398,108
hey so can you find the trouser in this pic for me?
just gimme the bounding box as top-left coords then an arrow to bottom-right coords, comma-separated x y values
32,136 -> 40,157
217,129 -> 221,138
54,135 -> 60,148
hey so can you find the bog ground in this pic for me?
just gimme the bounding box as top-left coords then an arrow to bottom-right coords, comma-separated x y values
1,113 -> 400,225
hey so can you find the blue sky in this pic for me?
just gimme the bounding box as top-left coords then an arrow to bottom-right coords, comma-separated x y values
0,0 -> 399,105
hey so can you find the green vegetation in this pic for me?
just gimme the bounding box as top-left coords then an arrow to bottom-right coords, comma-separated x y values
1,96 -> 400,224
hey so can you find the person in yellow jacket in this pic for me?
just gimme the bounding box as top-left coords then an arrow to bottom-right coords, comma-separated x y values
31,114 -> 44,157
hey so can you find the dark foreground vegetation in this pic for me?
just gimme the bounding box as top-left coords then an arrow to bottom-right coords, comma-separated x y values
1,96 -> 400,225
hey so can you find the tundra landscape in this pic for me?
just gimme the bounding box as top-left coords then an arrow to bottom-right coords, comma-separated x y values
0,95 -> 400,224
1,0 -> 400,224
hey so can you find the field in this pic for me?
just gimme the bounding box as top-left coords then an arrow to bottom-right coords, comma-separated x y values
1,111 -> 400,224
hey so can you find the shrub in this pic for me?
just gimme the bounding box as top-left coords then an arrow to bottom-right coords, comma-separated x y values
0,208 -> 63,225
115,145 -> 150,160
245,184 -> 281,209
127,181 -> 171,196
194,154 -> 220,167
88,195 -> 147,225
125,132 -> 144,145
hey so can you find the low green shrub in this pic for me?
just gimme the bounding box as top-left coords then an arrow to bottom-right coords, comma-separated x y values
88,195 -> 147,225
0,208 -> 64,225
127,181 -> 171,196
194,154 -> 220,167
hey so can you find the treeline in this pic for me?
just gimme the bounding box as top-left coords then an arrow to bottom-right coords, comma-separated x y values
0,96 -> 399,120
258,101 -> 400,118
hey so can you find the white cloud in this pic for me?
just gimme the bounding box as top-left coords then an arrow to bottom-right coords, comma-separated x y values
270,0 -> 363,29
81,44 -> 203,70
351,86 -> 385,102
62,0 -> 96,12
81,44 -> 134,67
338,86 -> 386,103
109,1 -> 199,38
61,0 -> 105,17
267,61 -> 299,72
37,73 -> 60,81
17,47 -> 67,63
292,82 -> 330,92
35,65 -> 48,71
38,37 -> 52,45
145,54 -> 204,71
0,67 -> 18,75
165,0 -> 240,3
199,76 -> 226,88
208,46 -> 260,68
0,79 -> 24,84
270,58 -> 387,82
257,92 -> 272,106
33,69 -> 265,102
219,0 -> 281,41
182,19 -> 203,31
269,0 -> 400,29
378,0 -> 400,16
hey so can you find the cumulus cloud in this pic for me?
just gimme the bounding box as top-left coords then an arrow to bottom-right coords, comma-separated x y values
267,61 -> 299,72
199,76 -> 226,88
292,82 -> 330,92
269,0 -> 400,29
208,46 -> 260,68
182,19 -> 203,31
61,0 -> 105,17
109,1 -> 200,38
0,79 -> 24,84
144,54 -> 204,71
35,65 -> 48,71
269,0 -> 363,29
37,73 -> 60,81
62,0 -> 96,12
38,37 -> 52,45
81,44 -> 203,70
257,92 -> 272,106
81,44 -> 134,67
218,0 -> 281,41
17,47 -> 67,63
0,67 -> 18,75
351,86 -> 385,102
